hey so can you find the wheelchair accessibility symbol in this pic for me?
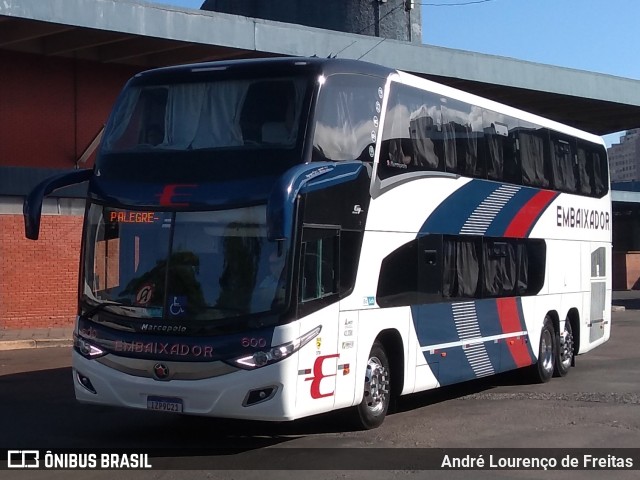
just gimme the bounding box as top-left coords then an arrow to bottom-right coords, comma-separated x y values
169,296 -> 187,316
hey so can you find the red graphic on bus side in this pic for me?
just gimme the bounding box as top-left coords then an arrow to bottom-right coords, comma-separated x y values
305,354 -> 340,399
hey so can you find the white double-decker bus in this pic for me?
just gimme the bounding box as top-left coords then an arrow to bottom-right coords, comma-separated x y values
25,57 -> 611,429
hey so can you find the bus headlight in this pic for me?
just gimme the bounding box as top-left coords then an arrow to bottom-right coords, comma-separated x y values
230,326 -> 321,370
74,334 -> 107,359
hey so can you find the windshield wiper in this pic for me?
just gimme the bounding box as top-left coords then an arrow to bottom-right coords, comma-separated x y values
81,301 -> 126,320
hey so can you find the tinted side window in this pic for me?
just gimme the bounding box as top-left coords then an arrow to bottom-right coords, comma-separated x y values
377,235 -> 445,308
592,145 -> 609,196
377,83 -> 607,198
550,133 -> 578,193
312,74 -> 384,162
442,99 -> 485,177
483,111 -> 519,184
377,235 -> 546,307
376,239 -> 419,308
577,141 -> 609,197
379,83 -> 445,179
482,239 -> 546,297
443,236 -> 481,299
576,146 -> 593,195
482,240 -> 517,297
520,239 -> 546,295
518,125 -> 550,188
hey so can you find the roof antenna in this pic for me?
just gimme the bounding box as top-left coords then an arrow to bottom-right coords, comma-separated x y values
331,40 -> 357,59
357,38 -> 386,61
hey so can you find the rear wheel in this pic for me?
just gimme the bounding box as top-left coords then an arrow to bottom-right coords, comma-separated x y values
530,317 -> 555,383
554,319 -> 574,377
354,342 -> 390,430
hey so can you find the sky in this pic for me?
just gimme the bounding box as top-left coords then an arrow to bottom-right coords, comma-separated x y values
147,0 -> 639,147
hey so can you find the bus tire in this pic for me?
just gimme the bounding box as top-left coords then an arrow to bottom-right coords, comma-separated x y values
554,319 -> 574,377
530,317 -> 555,383
355,341 -> 390,430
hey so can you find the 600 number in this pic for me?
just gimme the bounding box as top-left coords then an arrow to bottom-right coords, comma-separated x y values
241,337 -> 267,348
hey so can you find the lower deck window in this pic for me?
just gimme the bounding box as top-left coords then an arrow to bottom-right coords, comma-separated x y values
443,238 -> 480,298
377,234 -> 545,307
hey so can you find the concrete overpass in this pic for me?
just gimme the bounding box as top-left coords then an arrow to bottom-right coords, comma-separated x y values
4,0 -> 640,330
1,0 -> 640,135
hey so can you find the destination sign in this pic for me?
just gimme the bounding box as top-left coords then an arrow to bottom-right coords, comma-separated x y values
109,211 -> 159,224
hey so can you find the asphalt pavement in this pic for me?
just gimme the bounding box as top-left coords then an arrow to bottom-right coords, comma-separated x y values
0,290 -> 638,351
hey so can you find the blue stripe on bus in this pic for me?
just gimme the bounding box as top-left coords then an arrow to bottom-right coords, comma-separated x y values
411,298 -> 533,386
418,180 -> 543,238
418,180 -> 501,235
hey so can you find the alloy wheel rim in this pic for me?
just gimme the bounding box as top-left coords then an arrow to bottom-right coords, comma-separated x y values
363,356 -> 389,415
559,325 -> 574,369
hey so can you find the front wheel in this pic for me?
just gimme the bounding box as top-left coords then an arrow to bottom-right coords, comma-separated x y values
554,319 -> 574,377
529,317 -> 555,383
354,342 -> 390,430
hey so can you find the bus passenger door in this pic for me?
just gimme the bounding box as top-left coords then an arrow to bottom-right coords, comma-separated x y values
294,227 -> 343,417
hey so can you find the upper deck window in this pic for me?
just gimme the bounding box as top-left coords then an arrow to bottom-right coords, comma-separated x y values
378,82 -> 609,198
312,74 -> 385,162
103,77 -> 307,152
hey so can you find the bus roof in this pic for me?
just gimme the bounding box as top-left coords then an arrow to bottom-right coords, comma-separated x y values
131,56 -> 395,83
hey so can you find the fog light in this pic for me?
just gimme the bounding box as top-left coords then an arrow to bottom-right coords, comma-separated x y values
243,386 -> 277,406
75,370 -> 97,394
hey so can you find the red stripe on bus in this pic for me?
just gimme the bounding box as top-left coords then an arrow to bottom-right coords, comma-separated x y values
504,190 -> 557,238
496,298 -> 531,368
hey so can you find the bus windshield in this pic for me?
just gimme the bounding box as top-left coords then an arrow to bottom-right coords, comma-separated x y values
82,204 -> 289,323
102,76 -> 307,152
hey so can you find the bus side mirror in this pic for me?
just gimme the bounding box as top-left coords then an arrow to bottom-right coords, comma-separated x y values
266,163 -> 340,241
24,169 -> 93,240
266,163 -> 365,241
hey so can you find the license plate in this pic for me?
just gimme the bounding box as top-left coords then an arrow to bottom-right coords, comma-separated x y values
147,396 -> 183,413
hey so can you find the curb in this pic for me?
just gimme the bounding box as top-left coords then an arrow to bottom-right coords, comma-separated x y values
0,338 -> 73,352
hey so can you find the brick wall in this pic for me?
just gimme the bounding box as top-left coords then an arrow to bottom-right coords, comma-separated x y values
613,251 -> 640,290
0,51 -> 141,330
0,214 -> 83,329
